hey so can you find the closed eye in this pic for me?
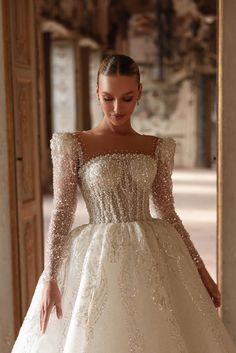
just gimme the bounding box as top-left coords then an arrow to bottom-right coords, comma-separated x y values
103,97 -> 133,102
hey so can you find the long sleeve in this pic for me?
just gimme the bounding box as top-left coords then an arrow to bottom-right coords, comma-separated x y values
42,132 -> 79,283
150,137 -> 206,270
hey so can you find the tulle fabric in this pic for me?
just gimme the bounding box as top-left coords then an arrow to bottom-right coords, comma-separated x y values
11,219 -> 236,353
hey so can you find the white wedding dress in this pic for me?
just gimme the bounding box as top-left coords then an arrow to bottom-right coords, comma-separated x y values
11,131 -> 236,353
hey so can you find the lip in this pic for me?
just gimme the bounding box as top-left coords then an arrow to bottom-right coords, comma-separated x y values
111,114 -> 125,118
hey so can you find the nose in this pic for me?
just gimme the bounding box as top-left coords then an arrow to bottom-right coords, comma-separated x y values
113,99 -> 122,114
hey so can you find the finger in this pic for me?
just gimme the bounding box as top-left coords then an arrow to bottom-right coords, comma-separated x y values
215,293 -> 221,304
213,295 -> 221,308
42,312 -> 48,334
41,311 -> 47,333
42,307 -> 52,334
41,310 -> 46,334
214,289 -> 221,302
40,309 -> 42,332
55,293 -> 62,319
42,305 -> 53,334
40,307 -> 45,332
56,303 -> 63,319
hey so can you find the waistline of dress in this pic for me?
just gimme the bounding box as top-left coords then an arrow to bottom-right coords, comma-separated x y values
87,216 -> 160,225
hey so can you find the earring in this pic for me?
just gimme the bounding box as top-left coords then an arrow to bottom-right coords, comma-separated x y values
98,99 -> 101,105
137,100 -> 140,106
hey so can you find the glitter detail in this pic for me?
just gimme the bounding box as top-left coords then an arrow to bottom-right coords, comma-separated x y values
12,131 -> 236,352
42,131 -> 205,283
42,132 -> 80,282
150,137 -> 206,270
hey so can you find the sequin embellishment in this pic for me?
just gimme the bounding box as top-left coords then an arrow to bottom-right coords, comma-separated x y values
12,131 -> 236,353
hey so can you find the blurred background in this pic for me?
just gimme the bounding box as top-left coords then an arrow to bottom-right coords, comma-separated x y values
39,0 -> 217,171
2,0 -> 236,351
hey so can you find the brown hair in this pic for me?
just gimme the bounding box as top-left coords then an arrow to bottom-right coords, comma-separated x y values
96,54 -> 140,88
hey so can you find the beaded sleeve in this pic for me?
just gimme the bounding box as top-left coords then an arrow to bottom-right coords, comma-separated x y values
42,132 -> 80,283
150,137 -> 206,270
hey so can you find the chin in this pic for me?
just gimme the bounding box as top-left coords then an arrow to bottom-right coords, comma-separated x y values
110,118 -> 130,126
108,114 -> 131,123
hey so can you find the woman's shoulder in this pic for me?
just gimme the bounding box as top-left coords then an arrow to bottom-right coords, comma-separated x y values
160,136 -> 176,150
145,134 -> 176,164
50,131 -> 81,153
143,134 -> 176,148
51,130 -> 73,139
51,130 -> 84,141
156,136 -> 176,167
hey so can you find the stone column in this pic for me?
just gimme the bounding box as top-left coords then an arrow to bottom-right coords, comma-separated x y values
218,0 -> 236,342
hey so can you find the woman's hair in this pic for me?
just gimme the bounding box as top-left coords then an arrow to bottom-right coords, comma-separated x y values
96,54 -> 140,87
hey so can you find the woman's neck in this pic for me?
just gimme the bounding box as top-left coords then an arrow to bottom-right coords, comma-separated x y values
93,116 -> 138,136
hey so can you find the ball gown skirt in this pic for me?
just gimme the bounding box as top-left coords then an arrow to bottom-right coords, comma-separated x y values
11,219 -> 236,353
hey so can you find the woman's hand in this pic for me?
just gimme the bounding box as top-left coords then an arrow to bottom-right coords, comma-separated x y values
40,280 -> 62,334
198,265 -> 221,308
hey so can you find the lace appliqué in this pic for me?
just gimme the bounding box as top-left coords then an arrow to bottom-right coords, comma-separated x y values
118,233 -> 145,353
132,222 -> 188,353
74,235 -> 109,346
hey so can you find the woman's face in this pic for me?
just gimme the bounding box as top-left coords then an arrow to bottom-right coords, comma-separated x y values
96,73 -> 142,127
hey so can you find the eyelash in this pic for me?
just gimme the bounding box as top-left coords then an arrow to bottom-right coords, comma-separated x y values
103,97 -> 133,102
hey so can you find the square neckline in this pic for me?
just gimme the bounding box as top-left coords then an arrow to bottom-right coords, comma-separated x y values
72,130 -> 160,170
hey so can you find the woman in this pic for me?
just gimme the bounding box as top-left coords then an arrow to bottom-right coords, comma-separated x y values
11,54 -> 236,352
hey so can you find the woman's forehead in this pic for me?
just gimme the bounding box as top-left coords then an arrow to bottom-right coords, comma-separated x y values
98,75 -> 138,92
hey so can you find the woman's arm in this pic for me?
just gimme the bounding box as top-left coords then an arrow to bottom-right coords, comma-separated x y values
150,137 -> 206,271
42,132 -> 79,283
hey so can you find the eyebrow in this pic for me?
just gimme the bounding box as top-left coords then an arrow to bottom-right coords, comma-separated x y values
101,91 -> 134,95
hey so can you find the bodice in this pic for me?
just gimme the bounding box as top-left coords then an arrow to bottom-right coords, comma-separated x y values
42,131 -> 205,283
78,153 -> 157,223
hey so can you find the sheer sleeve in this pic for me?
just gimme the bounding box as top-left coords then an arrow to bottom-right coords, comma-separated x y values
42,132 -> 80,283
150,137 -> 206,270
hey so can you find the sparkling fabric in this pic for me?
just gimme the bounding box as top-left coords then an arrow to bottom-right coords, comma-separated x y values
150,137 -> 205,270
11,132 -> 236,353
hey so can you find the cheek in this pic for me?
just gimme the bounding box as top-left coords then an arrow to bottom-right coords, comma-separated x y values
125,101 -> 137,113
100,102 -> 112,112
130,100 -> 137,109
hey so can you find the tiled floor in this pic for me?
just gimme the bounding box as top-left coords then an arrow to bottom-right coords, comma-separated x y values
42,168 -> 217,281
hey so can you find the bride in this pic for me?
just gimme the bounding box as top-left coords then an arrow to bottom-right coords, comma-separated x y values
11,54 -> 236,353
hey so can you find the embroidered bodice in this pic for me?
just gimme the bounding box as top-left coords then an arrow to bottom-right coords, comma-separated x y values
78,153 -> 156,224
42,132 -> 205,283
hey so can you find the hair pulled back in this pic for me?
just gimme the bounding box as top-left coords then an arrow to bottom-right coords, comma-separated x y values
96,54 -> 140,88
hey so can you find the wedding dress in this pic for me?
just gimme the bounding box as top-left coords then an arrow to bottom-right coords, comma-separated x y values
11,131 -> 236,353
